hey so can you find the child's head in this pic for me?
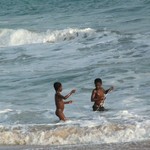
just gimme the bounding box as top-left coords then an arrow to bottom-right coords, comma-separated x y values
54,82 -> 62,92
94,78 -> 102,89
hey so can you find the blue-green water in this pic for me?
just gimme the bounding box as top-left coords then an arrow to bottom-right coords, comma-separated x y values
0,0 -> 150,145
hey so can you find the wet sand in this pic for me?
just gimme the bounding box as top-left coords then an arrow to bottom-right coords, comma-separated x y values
0,140 -> 150,150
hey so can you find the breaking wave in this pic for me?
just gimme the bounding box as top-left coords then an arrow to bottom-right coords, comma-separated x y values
0,121 -> 149,145
0,28 -> 96,47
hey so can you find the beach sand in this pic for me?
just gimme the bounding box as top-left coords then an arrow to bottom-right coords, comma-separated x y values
0,140 -> 150,150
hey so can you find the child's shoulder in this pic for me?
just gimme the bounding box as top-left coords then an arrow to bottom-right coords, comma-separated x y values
92,89 -> 97,92
100,87 -> 105,91
55,92 -> 61,96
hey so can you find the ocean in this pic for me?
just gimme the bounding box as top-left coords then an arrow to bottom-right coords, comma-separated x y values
0,0 -> 150,149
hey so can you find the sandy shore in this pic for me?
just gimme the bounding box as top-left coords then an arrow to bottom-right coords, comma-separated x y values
0,140 -> 150,150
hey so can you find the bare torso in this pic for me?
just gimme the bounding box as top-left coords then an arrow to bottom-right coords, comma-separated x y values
55,93 -> 64,111
54,89 -> 75,121
93,88 -> 105,106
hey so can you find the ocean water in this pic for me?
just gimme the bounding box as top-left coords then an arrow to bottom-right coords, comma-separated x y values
0,0 -> 150,146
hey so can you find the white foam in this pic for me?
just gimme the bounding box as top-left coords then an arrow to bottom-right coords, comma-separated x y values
0,118 -> 149,145
0,28 -> 96,47
114,110 -> 144,123
0,27 -> 121,48
0,109 -> 13,114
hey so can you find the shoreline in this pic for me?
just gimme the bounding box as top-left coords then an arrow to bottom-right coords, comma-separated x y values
0,140 -> 150,150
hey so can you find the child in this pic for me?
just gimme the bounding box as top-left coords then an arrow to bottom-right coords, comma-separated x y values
91,78 -> 113,111
53,82 -> 76,121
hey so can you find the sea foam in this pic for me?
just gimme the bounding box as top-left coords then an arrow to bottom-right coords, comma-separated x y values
0,119 -> 149,145
0,28 -> 96,47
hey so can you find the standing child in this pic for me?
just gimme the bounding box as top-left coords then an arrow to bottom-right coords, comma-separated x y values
91,78 -> 113,111
53,82 -> 76,121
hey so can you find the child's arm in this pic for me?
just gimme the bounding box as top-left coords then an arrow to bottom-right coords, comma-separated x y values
91,90 -> 99,102
61,89 -> 76,100
104,86 -> 114,94
64,100 -> 73,104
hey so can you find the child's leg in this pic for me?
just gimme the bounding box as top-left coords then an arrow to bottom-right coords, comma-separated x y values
55,109 -> 66,121
98,106 -> 105,111
93,105 -> 105,111
93,105 -> 98,111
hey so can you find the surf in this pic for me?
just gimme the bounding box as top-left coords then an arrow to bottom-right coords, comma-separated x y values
0,120 -> 149,145
0,28 -> 96,47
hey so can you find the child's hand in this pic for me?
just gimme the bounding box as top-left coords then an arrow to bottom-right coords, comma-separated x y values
71,89 -> 76,94
69,100 -> 73,104
109,86 -> 114,92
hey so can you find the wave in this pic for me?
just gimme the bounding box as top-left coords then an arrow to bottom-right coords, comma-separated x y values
0,109 -> 13,114
0,121 -> 149,145
0,28 -> 96,47
0,27 -> 122,48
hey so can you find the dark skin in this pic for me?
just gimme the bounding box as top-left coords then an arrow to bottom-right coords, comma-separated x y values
91,82 -> 113,107
55,85 -> 76,121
